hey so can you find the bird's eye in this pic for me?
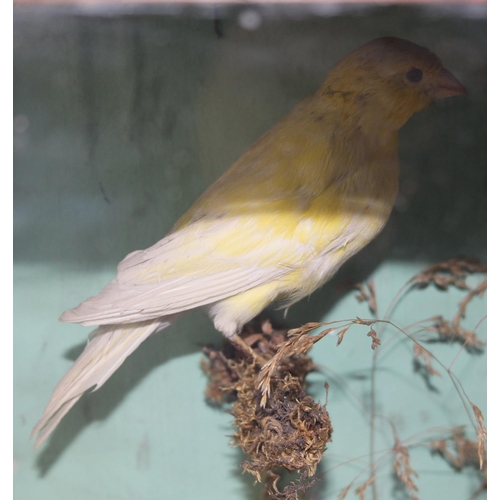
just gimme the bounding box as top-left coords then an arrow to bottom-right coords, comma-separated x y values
406,67 -> 423,83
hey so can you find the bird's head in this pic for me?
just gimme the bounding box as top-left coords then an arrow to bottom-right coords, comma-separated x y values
322,37 -> 466,130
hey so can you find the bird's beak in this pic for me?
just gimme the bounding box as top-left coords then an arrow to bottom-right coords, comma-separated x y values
432,67 -> 467,98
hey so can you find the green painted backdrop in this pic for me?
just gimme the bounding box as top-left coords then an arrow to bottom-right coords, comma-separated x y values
14,4 -> 486,499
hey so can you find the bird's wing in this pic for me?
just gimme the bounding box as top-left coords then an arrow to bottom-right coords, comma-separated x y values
60,211 -> 313,326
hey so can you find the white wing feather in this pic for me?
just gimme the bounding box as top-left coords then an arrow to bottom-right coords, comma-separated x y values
60,266 -> 286,326
60,219 -> 294,326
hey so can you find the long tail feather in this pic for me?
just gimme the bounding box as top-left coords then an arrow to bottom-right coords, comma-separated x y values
31,319 -> 166,448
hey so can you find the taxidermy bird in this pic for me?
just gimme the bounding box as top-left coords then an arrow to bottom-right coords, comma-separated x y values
32,37 -> 466,447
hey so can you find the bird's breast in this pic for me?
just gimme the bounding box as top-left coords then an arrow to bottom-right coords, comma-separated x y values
285,154 -> 399,299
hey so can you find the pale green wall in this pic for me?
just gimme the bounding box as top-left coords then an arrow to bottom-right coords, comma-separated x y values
14,4 -> 486,499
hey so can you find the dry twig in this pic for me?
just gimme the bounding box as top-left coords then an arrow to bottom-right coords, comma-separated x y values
408,257 -> 486,291
392,434 -> 419,500
430,426 -> 486,496
354,280 -> 378,317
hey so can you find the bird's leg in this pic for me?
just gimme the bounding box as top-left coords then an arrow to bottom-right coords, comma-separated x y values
229,334 -> 266,366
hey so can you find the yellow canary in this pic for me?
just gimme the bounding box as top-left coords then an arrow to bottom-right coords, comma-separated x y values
32,37 -> 466,447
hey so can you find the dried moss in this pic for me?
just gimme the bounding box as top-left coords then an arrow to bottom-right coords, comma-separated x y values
202,319 -> 332,499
